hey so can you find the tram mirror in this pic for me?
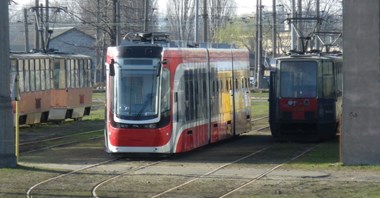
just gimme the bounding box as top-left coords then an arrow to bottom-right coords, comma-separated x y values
109,59 -> 115,76
155,62 -> 162,76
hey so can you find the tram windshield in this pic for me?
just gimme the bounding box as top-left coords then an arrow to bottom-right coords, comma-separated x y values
115,58 -> 161,120
280,61 -> 317,98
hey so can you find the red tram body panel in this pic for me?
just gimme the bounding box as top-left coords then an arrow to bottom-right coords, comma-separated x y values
104,33 -> 251,154
269,54 -> 343,141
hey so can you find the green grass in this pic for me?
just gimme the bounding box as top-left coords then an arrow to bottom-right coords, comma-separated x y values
251,92 -> 269,98
83,91 -> 105,121
285,140 -> 380,171
251,100 -> 268,119
83,107 -> 104,121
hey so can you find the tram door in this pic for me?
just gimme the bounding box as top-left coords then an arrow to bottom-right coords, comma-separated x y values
230,51 -> 237,136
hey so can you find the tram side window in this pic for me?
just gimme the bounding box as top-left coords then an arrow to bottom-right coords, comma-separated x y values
10,60 -> 18,97
24,60 -> 30,92
71,59 -> 76,88
40,59 -> 45,90
189,73 -> 195,121
83,60 -> 87,87
319,61 -> 334,98
79,60 -> 84,87
184,70 -> 195,121
74,59 -> 79,88
195,70 -> 200,118
45,59 -> 50,90
87,59 -> 92,87
30,59 -> 36,92
53,59 -> 66,89
161,69 -> 170,115
185,76 -> 190,121
35,59 -> 41,91
204,78 -> 208,118
18,60 -> 24,93
66,60 -> 71,88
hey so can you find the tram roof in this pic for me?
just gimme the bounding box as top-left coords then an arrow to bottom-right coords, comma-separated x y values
276,53 -> 342,61
10,51 -> 91,59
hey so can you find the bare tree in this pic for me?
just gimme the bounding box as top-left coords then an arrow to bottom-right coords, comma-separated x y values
164,0 -> 236,42
207,0 -> 236,42
276,0 -> 342,52
166,0 -> 195,41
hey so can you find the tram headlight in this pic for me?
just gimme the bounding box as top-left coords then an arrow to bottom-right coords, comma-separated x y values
144,124 -> 157,129
117,123 -> 129,128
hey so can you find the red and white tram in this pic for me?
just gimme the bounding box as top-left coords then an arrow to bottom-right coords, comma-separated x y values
104,33 -> 251,154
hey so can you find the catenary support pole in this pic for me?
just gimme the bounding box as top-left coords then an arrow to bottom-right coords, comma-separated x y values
0,0 -> 17,168
272,0 -> 277,57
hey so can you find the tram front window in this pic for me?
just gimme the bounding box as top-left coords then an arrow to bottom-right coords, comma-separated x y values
115,58 -> 160,120
280,61 -> 317,98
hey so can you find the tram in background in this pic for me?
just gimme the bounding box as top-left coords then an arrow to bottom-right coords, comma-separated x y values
269,52 -> 343,141
104,32 -> 251,154
10,52 -> 93,125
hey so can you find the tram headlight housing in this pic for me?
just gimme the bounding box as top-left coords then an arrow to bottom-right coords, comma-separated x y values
144,124 -> 157,129
115,123 -> 157,129
116,123 -> 130,128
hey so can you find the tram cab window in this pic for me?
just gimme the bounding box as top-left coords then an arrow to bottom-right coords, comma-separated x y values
115,58 -> 160,120
280,61 -> 317,98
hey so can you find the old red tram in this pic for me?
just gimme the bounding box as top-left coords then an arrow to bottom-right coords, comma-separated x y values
269,53 -> 343,141
10,52 -> 92,125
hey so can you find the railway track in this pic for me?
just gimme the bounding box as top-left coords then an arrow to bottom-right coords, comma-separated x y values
20,129 -> 104,153
26,158 -> 118,198
88,142 -> 316,197
21,122 -> 319,198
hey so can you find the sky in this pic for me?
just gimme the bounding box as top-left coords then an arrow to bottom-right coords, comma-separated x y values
14,0 -> 274,16
157,0 -> 273,16
235,0 -> 273,15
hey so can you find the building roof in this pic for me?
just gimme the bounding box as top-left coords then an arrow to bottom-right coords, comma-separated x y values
9,23 -> 95,52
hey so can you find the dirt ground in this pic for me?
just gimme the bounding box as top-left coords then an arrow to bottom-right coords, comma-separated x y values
1,127 -> 379,198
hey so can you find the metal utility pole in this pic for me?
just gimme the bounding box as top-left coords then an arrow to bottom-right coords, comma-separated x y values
315,0 -> 320,50
291,0 -> 296,50
256,0 -> 264,89
0,0 -> 17,168
45,0 -> 49,46
297,0 -> 302,51
24,8 -> 30,52
116,0 -> 120,45
194,0 -> 199,43
39,3 -> 46,52
95,0 -> 100,84
255,0 -> 259,86
112,0 -> 117,46
34,0 -> 40,50
144,0 -> 149,32
203,0 -> 208,43
272,0 -> 277,57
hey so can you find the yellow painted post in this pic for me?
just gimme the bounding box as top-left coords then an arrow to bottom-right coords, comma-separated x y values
15,100 -> 19,162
